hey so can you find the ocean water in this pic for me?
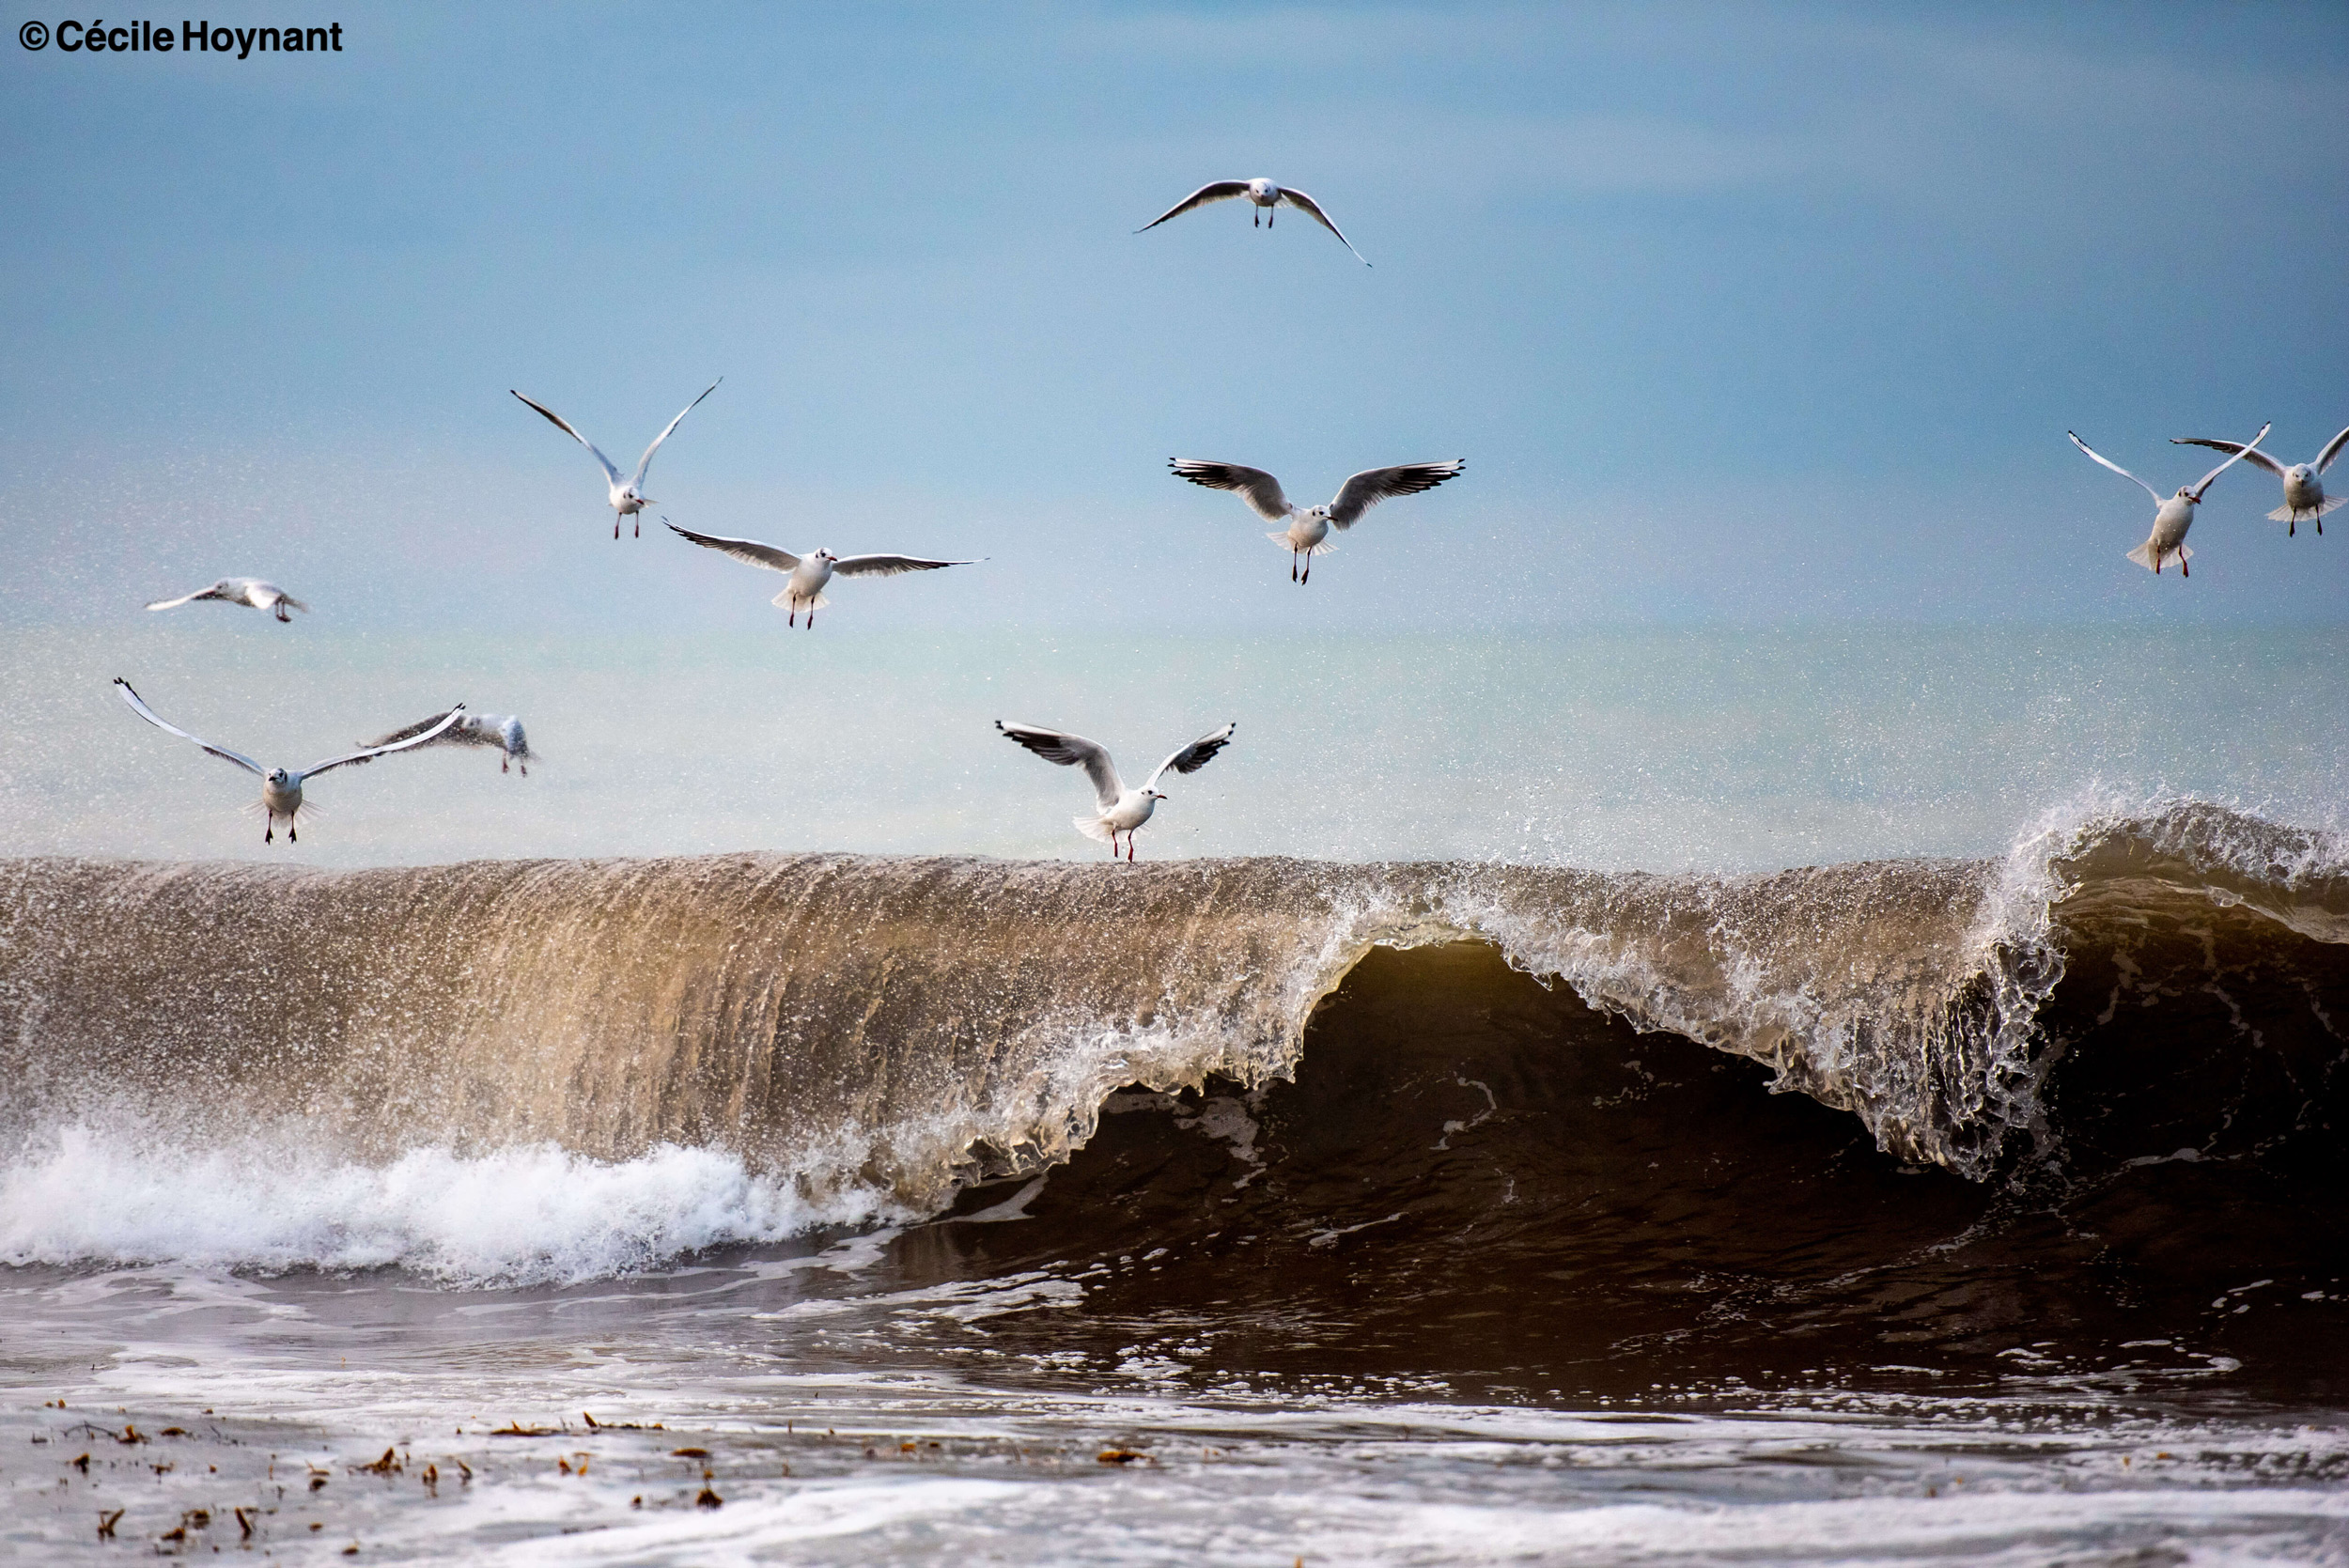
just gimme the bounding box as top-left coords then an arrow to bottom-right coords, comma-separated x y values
3,619 -> 2347,1563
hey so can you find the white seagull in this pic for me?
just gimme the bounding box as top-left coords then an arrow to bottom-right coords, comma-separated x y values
361,711 -> 537,775
145,578 -> 307,622
2067,423 -> 2270,577
2173,424 -> 2349,536
1136,179 -> 1369,265
511,380 -> 721,537
666,522 -> 981,628
1170,458 -> 1466,582
114,678 -> 465,844
997,720 -> 1236,861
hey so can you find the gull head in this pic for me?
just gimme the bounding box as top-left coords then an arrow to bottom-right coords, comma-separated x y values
265,767 -> 291,786
814,549 -> 838,564
1247,178 -> 1278,203
1147,789 -> 1169,802
2287,463 -> 2316,485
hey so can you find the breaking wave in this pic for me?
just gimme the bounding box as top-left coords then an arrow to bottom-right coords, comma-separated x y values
0,799 -> 2342,1284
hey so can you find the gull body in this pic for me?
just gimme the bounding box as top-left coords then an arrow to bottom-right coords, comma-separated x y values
666,522 -> 980,628
114,678 -> 464,843
2173,425 -> 2349,536
362,711 -> 536,775
2067,424 -> 2269,577
1136,179 -> 1369,264
996,721 -> 1237,860
1169,458 -> 1466,582
145,578 -> 307,622
510,380 -> 720,537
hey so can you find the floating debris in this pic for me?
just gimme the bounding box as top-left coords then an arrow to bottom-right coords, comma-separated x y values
353,1448 -> 401,1475
1097,1449 -> 1147,1466
669,1447 -> 709,1459
490,1421 -> 555,1437
95,1509 -> 122,1539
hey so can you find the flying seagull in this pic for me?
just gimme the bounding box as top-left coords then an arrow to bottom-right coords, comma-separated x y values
996,720 -> 1236,861
666,522 -> 980,628
2067,423 -> 2269,577
1170,458 -> 1466,582
1136,179 -> 1369,265
510,380 -> 721,537
2173,424 -> 2349,536
145,578 -> 307,622
361,711 -> 536,775
114,677 -> 464,844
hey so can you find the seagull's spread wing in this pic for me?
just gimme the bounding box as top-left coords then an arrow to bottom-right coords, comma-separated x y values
144,583 -> 227,612
667,522 -> 801,573
1274,186 -> 1369,264
1170,460 -> 1291,522
113,678 -> 266,778
1328,460 -> 1466,529
301,705 -> 467,782
2067,432 -> 2163,505
2187,422 -> 2270,498
2172,438 -> 2287,479
1143,722 -> 1237,793
2317,426 -> 2349,475
997,722 -> 1122,812
830,554 -> 982,578
1135,180 -> 1252,233
511,392 -> 624,487
632,380 -> 721,488
359,713 -> 495,752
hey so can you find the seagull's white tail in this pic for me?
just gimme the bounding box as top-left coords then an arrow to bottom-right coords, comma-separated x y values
1072,815 -> 1115,844
2271,497 -> 2346,522
1265,532 -> 1335,555
2126,541 -> 2191,571
770,590 -> 832,611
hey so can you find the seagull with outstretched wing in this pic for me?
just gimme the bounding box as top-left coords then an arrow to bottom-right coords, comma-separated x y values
666,522 -> 981,628
114,678 -> 465,843
361,711 -> 537,775
511,380 -> 720,537
996,720 -> 1236,860
1136,178 -> 1369,264
2069,424 -> 2269,577
1169,458 -> 1465,582
145,578 -> 307,622
2173,423 -> 2349,536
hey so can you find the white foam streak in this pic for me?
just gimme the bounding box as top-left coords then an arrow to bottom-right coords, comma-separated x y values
0,1122 -> 896,1284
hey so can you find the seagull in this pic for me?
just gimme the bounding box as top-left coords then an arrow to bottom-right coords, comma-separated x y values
1169,458 -> 1466,582
665,522 -> 981,628
2172,425 -> 2349,536
361,711 -> 536,775
2067,423 -> 2269,577
113,678 -> 464,844
510,380 -> 720,537
1136,179 -> 1369,265
996,720 -> 1236,861
144,579 -> 307,622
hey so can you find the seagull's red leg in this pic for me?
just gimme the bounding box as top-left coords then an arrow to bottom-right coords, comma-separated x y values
2181,554 -> 2188,578
501,755 -> 509,774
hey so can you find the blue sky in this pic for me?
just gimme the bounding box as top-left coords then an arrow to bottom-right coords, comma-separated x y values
5,1 -> 2345,631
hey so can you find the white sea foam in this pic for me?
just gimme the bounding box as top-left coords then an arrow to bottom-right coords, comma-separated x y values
0,1121 -> 897,1284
